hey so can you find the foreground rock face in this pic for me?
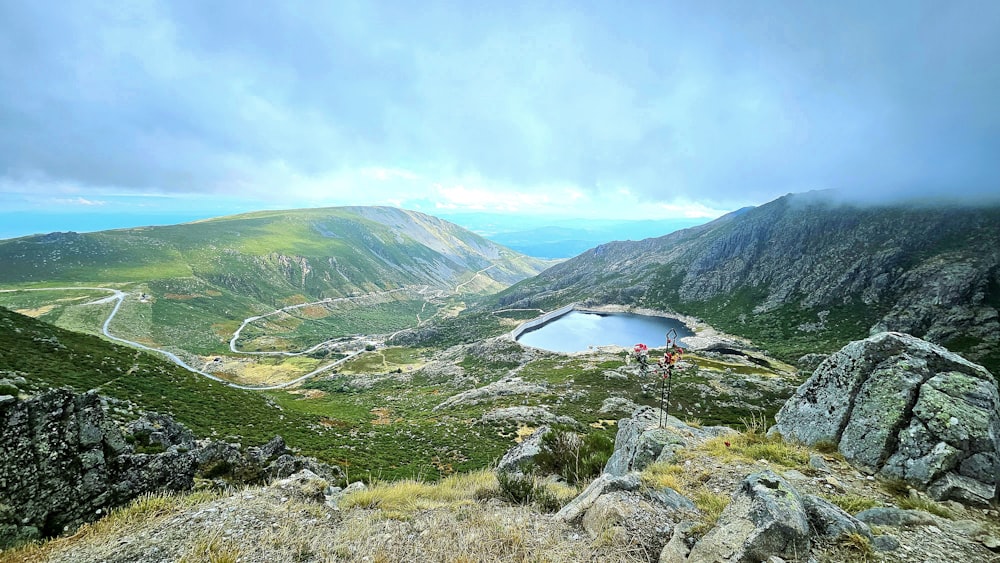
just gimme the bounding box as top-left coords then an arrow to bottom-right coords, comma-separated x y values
687,471 -> 811,563
0,388 -> 338,548
773,332 -> 1000,506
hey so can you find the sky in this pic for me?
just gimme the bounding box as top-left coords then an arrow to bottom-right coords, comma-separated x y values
2,1 -> 999,238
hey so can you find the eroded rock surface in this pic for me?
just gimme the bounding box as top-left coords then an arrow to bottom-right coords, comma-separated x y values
686,471 -> 811,563
773,332 -> 999,506
0,388 -> 337,548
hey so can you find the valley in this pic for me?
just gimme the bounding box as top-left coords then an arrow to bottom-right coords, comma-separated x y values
2,200 -> 998,560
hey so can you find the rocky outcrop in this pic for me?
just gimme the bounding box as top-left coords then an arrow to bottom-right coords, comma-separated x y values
686,471 -> 812,563
0,388 -> 339,548
772,332 -> 999,506
433,376 -> 546,411
604,406 -> 735,477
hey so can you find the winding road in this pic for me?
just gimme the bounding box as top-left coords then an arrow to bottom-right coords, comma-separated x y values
0,287 -> 360,390
2,266 -> 504,391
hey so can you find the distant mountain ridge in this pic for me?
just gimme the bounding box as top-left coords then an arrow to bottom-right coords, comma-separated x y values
0,206 -> 547,292
492,192 -> 1000,372
0,206 -> 550,355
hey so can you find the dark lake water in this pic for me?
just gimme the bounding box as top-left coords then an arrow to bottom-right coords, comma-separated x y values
516,310 -> 694,353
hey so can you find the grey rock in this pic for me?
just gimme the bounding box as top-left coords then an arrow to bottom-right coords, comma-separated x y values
774,332 -> 999,505
807,454 -> 829,473
648,486 -> 697,512
582,490 -> 675,555
433,376 -> 546,410
926,472 -> 995,508
480,406 -> 578,427
797,353 -> 829,372
555,472 -> 640,524
599,396 -> 639,415
801,494 -> 872,540
497,425 -> 549,475
687,471 -> 811,563
854,507 -> 936,527
659,520 -> 697,563
959,452 -> 998,483
872,535 -> 900,552
0,388 -> 339,548
604,406 -> 734,476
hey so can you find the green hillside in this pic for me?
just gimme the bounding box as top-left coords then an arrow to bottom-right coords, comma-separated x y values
0,207 -> 549,358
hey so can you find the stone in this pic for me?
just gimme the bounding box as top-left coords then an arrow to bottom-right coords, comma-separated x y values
599,396 -> 639,415
801,494 -> 872,540
480,406 -> 578,427
497,425 -> 549,475
648,486 -> 697,512
659,520 -> 696,563
0,388 -> 339,548
773,332 -> 999,505
582,490 -> 674,555
807,454 -> 829,473
604,406 -> 735,476
781,469 -> 808,482
854,507 -> 936,527
926,472 -> 995,508
555,473 -> 640,524
686,471 -> 811,562
872,535 -> 901,552
797,353 -> 829,373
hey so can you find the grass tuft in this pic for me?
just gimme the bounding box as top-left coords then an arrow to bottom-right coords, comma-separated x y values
897,496 -> 954,519
340,469 -> 498,518
823,494 -> 880,514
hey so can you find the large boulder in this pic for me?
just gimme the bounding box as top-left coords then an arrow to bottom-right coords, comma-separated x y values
686,471 -> 811,563
773,332 -> 999,506
604,406 -> 735,477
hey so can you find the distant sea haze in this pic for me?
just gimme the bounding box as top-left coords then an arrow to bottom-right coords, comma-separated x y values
0,212 -> 217,240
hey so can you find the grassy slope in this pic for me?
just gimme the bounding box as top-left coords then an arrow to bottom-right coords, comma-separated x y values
0,207 -> 548,356
1,306 -> 792,482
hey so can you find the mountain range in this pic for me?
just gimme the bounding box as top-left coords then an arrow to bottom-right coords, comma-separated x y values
489,192 -> 1000,373
0,206 -> 549,356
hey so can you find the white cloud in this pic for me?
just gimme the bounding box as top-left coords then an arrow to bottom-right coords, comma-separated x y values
52,197 -> 107,206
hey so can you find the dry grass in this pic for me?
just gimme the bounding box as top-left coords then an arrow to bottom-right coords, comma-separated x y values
178,534 -> 243,563
640,461 -> 729,534
340,469 -> 499,517
822,493 -> 880,514
897,496 -> 954,519
0,490 -> 225,563
680,417 -> 810,469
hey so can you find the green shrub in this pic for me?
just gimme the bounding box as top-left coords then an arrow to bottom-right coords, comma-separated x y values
533,427 -> 614,484
497,471 -> 536,504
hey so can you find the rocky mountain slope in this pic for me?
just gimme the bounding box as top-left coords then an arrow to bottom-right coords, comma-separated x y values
491,192 -> 1000,373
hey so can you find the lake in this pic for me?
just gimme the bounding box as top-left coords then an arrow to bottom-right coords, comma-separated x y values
515,310 -> 694,353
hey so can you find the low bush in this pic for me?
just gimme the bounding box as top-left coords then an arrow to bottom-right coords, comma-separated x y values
533,426 -> 614,484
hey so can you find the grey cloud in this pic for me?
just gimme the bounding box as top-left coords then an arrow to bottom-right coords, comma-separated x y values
1,1 -> 998,207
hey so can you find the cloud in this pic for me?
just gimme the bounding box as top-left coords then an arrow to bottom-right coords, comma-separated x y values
53,197 -> 107,206
1,0 -> 999,216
